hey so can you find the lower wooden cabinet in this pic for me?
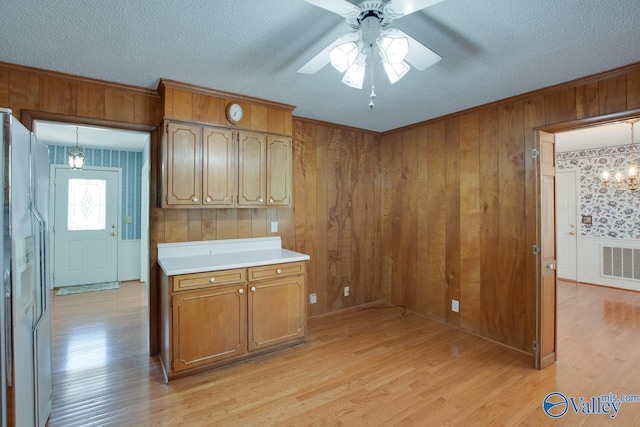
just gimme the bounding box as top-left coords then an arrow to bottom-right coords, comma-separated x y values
248,276 -> 305,351
172,285 -> 247,373
160,261 -> 306,380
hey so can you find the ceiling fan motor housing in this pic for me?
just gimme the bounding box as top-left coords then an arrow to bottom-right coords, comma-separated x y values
347,1 -> 392,28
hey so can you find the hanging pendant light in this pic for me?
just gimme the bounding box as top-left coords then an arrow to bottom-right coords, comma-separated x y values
68,126 -> 86,170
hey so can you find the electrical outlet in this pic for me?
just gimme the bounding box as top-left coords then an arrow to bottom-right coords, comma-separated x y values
344,286 -> 349,297
270,221 -> 278,233
309,293 -> 317,305
452,299 -> 459,313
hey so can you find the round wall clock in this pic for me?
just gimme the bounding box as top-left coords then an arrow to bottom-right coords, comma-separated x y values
226,102 -> 243,124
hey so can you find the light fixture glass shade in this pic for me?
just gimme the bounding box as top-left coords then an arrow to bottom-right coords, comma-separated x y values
68,145 -> 85,170
342,60 -> 366,89
378,36 -> 410,64
383,60 -> 410,84
68,127 -> 86,170
329,41 -> 359,73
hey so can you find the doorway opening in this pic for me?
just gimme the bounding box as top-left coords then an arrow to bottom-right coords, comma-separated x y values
537,113 -> 640,369
33,120 -> 151,289
554,120 -> 640,290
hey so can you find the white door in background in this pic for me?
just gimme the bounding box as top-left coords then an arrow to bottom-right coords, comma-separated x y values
556,169 -> 578,281
53,168 -> 119,287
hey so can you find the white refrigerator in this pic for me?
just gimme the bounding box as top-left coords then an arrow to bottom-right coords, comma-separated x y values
1,108 -> 52,427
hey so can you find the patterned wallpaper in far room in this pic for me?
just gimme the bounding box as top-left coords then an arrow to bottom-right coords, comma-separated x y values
557,145 -> 640,239
49,145 -> 142,241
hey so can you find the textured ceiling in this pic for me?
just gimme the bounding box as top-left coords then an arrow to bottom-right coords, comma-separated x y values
1,0 -> 640,132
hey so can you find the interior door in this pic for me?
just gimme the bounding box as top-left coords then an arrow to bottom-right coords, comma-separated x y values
556,169 -> 578,281
53,168 -> 119,287
536,131 -> 557,369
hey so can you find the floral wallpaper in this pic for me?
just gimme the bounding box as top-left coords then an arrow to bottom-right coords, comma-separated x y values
557,145 -> 640,239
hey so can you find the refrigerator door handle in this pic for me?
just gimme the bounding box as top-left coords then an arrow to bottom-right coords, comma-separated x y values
31,208 -> 47,322
4,267 -> 12,387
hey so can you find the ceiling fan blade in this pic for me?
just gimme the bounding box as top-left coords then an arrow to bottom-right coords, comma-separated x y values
382,28 -> 441,71
297,32 -> 359,75
383,0 -> 444,19
303,0 -> 360,18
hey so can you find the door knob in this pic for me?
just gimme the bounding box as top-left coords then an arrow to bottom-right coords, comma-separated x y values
569,231 -> 575,235
110,232 -> 116,236
547,263 -> 555,270
570,224 -> 575,228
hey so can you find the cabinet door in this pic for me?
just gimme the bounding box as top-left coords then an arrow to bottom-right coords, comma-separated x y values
202,127 -> 236,206
165,122 -> 202,206
266,136 -> 292,206
247,276 -> 305,351
172,285 -> 247,372
237,131 -> 266,207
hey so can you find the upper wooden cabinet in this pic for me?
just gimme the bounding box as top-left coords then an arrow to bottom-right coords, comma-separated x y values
203,126 -> 236,206
161,121 -> 292,208
165,122 -> 202,205
158,80 -> 295,209
266,135 -> 292,207
237,131 -> 267,207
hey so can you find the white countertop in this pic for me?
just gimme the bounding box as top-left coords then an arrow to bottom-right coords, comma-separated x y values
157,237 -> 310,276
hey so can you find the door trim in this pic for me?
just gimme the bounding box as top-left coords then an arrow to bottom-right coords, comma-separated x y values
50,165 -> 122,288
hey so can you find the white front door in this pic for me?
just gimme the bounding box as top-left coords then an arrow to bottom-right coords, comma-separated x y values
556,169 -> 578,281
53,168 -> 119,287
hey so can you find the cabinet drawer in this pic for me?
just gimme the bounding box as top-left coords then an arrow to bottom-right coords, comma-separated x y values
248,262 -> 305,281
173,268 -> 246,292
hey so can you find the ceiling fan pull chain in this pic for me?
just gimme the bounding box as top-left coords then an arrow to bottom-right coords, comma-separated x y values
369,45 -> 376,109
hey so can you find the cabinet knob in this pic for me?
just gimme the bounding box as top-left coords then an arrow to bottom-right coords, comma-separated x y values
250,286 -> 256,292
206,197 -> 212,203
238,288 -> 244,294
192,197 -> 199,203
209,277 -> 215,283
276,268 -> 282,274
258,197 -> 264,203
269,198 -> 274,204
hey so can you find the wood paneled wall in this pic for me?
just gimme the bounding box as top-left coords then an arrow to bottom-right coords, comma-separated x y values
380,63 -> 640,353
292,119 -> 381,316
3,59 -> 640,356
0,62 -> 160,126
151,119 -> 382,318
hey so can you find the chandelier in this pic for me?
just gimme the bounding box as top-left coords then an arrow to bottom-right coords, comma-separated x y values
67,126 -> 86,170
602,121 -> 639,192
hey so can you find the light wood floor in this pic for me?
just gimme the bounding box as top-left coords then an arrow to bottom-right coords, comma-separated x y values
47,280 -> 640,426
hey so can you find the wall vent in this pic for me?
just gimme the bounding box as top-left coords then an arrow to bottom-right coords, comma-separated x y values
602,246 -> 640,281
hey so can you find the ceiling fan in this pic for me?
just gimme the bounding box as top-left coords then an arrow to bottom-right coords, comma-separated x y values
298,0 -> 443,108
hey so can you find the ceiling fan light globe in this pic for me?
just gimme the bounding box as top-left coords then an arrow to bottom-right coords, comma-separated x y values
379,36 -> 410,64
329,41 -> 359,73
342,61 -> 366,89
383,60 -> 410,84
